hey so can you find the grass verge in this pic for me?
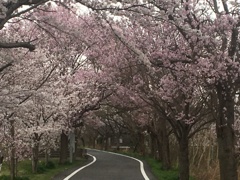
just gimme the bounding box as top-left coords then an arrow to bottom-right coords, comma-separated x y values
0,158 -> 87,180
144,157 -> 178,180
116,151 -> 179,180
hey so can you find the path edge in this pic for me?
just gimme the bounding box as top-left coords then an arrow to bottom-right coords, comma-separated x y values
63,154 -> 96,180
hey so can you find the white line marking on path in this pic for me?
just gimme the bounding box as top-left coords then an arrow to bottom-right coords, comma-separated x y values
88,148 -> 150,180
63,154 -> 96,180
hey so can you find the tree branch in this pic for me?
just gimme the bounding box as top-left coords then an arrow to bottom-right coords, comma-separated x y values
9,1 -> 48,19
0,61 -> 13,73
75,1 -> 148,12
0,42 -> 35,51
221,0 -> 229,14
212,0 -> 220,14
0,0 -> 49,29
106,21 -> 153,71
19,65 -> 57,105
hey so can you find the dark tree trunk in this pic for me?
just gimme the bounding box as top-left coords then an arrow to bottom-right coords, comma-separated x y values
132,132 -> 139,153
116,136 -> 120,151
69,132 -> 75,163
80,137 -> 86,157
104,137 -> 107,150
32,144 -> 39,173
159,118 -> 171,170
10,147 -> 16,180
159,133 -> 170,170
92,137 -> 96,148
156,137 -> 162,160
81,137 -> 85,147
178,126 -> 189,180
216,85 -> 238,180
150,132 -> 157,159
10,120 -> 16,180
138,133 -> 146,156
177,121 -> 190,180
133,143 -> 138,153
45,149 -> 49,165
59,131 -> 68,164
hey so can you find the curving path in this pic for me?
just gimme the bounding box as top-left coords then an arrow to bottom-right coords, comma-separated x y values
59,149 -> 157,180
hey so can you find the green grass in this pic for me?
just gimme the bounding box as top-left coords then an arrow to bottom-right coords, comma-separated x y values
144,157 -> 179,180
0,158 -> 87,180
116,151 -> 179,180
120,151 -> 196,180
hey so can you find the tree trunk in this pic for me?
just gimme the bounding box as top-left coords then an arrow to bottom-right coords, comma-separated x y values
10,147 -> 16,180
10,120 -> 16,180
69,132 -> 75,163
45,149 -> 49,165
73,137 -> 77,161
178,131 -> 189,180
156,137 -> 162,160
59,131 -> 68,164
150,132 -> 157,159
138,132 -> 146,156
93,138 -> 96,148
159,118 -> 171,170
159,133 -> 170,170
32,144 -> 39,173
116,136 -> 120,151
104,137 -> 108,151
216,85 -> 238,180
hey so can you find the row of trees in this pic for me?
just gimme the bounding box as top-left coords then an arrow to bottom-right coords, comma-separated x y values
0,2 -> 108,179
0,1 -> 240,180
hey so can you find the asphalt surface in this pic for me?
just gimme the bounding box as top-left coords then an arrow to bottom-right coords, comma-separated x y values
53,149 -> 157,180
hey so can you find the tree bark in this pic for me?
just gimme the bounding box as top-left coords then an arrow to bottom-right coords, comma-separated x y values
93,137 -> 96,148
59,131 -> 68,164
150,132 -> 157,159
156,136 -> 162,160
159,118 -> 171,170
32,144 -> 39,173
45,149 -> 49,165
159,133 -> 170,170
10,147 -> 16,180
10,120 -> 16,180
138,132 -> 146,156
104,137 -> 108,151
178,129 -> 189,180
69,132 -> 75,163
216,85 -> 238,180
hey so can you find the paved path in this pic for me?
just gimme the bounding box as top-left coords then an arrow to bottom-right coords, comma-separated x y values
55,149 -> 157,180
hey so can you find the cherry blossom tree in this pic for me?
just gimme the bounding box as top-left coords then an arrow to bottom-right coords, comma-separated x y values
0,5 -> 84,175
0,1 -> 117,177
74,1 -> 240,179
75,16 -> 214,178
0,0 -> 51,52
2,1 -> 240,180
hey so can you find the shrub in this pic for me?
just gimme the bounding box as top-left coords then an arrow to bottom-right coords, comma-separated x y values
37,164 -> 46,173
45,161 -> 55,169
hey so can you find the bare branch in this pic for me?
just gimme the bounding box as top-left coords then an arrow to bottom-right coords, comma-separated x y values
0,61 -> 13,73
75,1 -> 148,12
0,41 -> 35,51
229,28 -> 239,57
212,0 -> 220,14
9,0 -> 48,19
221,0 -> 229,14
19,65 -> 57,105
0,0 -> 49,29
105,21 -> 153,71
